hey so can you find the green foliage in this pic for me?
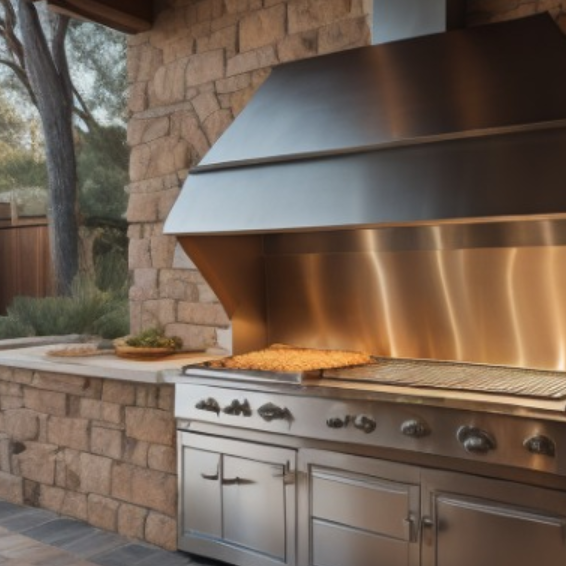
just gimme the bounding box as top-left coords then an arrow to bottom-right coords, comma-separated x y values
0,274 -> 129,340
0,149 -> 47,193
125,327 -> 183,350
77,125 -> 128,221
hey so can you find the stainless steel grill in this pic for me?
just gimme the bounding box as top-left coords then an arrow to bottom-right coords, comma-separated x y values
325,358 -> 566,399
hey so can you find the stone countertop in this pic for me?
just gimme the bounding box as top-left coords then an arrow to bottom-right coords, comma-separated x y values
0,344 -> 218,384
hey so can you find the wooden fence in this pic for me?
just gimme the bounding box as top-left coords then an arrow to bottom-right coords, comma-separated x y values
0,220 -> 52,315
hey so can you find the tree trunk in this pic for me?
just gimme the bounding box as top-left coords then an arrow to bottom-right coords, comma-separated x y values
17,0 -> 78,295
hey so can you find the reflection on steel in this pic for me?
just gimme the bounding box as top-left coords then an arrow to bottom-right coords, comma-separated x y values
180,218 -> 566,372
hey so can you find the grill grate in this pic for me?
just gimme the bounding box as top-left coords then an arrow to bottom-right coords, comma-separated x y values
324,358 -> 566,399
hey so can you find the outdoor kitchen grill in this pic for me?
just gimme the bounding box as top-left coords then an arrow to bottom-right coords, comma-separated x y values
164,12 -> 566,566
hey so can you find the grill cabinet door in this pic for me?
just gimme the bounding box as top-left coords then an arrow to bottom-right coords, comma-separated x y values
422,470 -> 566,566
178,431 -> 296,566
298,449 -> 420,566
223,454 -> 287,557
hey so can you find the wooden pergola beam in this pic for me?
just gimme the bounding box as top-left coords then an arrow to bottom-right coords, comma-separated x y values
41,0 -> 153,34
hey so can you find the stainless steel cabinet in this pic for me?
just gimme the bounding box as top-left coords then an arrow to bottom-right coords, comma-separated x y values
421,470 -> 566,566
178,431 -> 296,566
298,449 -> 421,566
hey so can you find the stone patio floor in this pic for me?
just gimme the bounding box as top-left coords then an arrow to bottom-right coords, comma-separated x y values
0,500 -> 224,566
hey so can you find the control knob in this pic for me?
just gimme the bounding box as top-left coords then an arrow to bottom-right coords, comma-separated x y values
195,397 -> 220,415
524,434 -> 555,457
400,419 -> 431,438
223,399 -> 252,417
353,414 -> 376,434
457,426 -> 496,454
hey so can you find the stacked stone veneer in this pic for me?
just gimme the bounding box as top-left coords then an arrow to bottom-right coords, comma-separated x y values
126,0 -> 374,352
0,367 -> 178,550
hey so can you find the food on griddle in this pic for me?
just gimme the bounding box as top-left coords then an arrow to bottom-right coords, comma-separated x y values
205,344 -> 373,373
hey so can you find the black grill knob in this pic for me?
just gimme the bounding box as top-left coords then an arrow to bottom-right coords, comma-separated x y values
326,417 -> 346,429
524,435 -> 555,457
353,414 -> 377,434
400,419 -> 431,438
195,397 -> 220,415
223,399 -> 252,417
457,426 -> 496,454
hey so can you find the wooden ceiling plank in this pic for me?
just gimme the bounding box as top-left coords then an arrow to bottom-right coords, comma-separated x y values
46,0 -> 152,34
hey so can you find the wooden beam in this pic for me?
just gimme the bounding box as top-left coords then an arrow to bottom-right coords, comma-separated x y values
45,0 -> 153,34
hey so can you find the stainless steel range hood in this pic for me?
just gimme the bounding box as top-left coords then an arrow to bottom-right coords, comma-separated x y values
165,14 -> 566,372
166,14 -> 566,236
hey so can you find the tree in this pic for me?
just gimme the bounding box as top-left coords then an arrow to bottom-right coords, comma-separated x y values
0,0 -> 77,294
0,1 -> 127,295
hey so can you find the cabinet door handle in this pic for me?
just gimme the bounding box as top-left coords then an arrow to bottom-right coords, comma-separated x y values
222,477 -> 255,486
200,470 -> 219,481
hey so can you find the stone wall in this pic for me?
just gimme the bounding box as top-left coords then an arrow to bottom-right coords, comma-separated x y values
126,0 -> 373,352
0,367 -> 178,550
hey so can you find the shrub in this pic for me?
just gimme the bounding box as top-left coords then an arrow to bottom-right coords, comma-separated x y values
0,274 -> 129,340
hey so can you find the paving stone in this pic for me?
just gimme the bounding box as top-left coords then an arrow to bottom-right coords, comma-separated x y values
22,518 -> 93,546
0,508 -> 57,532
0,500 -> 222,566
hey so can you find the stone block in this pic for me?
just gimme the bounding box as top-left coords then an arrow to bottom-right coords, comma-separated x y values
32,373 -> 102,399
23,479 -> 40,506
125,407 -> 175,446
150,235 -> 177,269
129,238 -> 152,270
47,416 -> 89,451
80,453 -> 113,495
318,16 -> 371,55
288,0 -> 352,34
135,385 -> 158,408
128,82 -> 148,114
123,437 -> 149,467
88,494 -> 119,531
178,302 -> 230,327
150,58 -> 188,105
157,386 -> 174,412
13,441 -> 58,485
186,48 -> 225,87
0,471 -> 23,504
277,31 -> 318,63
111,462 -> 176,516
40,486 -> 88,521
10,369 -> 33,385
0,381 -> 22,397
148,444 -> 176,474
203,108 -> 233,145
0,433 -> 11,473
102,381 -> 136,406
197,23 -> 237,54
145,511 -> 177,550
239,4 -> 286,52
4,409 -> 39,441
226,45 -> 278,77
118,503 -> 148,540
23,388 -> 67,417
129,144 -> 152,184
192,91 -> 220,122
130,268 -> 159,302
60,491 -> 88,521
55,448 -> 81,490
91,427 -> 123,461
0,396 -> 23,410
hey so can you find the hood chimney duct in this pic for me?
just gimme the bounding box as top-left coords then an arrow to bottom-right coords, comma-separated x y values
372,0 -> 465,44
